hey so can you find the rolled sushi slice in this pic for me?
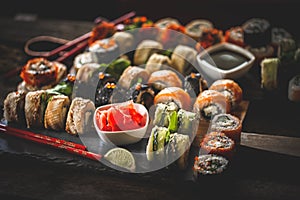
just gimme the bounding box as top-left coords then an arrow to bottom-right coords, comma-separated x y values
73,51 -> 99,73
288,75 -> 300,102
277,38 -> 297,64
133,40 -> 163,66
210,113 -> 242,143
193,90 -> 231,121
185,19 -> 214,41
148,69 -> 183,89
3,91 -> 26,125
152,101 -> 179,128
200,131 -> 235,160
44,95 -> 70,131
145,53 -> 171,74
117,66 -> 150,90
193,154 -> 229,176
24,90 -> 49,129
209,79 -> 243,109
112,31 -> 134,55
65,97 -> 95,135
260,57 -> 280,91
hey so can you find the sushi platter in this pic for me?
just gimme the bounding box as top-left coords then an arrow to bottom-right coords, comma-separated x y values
1,13 -> 300,181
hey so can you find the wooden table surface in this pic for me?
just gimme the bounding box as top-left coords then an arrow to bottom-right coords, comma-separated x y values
0,15 -> 300,200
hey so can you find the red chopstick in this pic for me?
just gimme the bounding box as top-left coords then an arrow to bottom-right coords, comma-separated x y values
0,123 -> 86,150
0,125 -> 102,161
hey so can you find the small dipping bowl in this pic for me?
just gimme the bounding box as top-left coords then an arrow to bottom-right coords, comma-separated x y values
93,102 -> 149,146
196,42 -> 255,84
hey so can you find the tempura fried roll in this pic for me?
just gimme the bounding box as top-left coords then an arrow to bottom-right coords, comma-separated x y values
44,95 -> 70,131
210,113 -> 242,143
209,79 -> 243,109
3,91 -> 26,125
65,97 -> 95,135
24,90 -> 48,129
200,131 -> 235,160
193,90 -> 231,121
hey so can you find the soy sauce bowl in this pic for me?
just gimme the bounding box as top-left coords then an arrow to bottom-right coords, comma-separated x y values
196,42 -> 255,84
93,102 -> 149,146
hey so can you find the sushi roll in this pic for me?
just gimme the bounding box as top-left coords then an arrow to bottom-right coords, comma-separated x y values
112,31 -> 134,54
75,63 -> 101,84
209,79 -> 243,109
210,113 -> 242,143
20,57 -> 67,91
185,19 -> 214,41
271,27 -> 293,52
260,57 -> 280,91
95,82 -> 117,107
154,87 -> 192,111
184,72 -> 208,97
88,37 -> 120,64
133,40 -> 163,66
148,70 -> 183,90
242,18 -> 271,48
3,91 -> 26,125
44,95 -> 70,131
195,28 -> 224,51
146,125 -> 190,170
277,38 -> 297,64
200,131 -> 235,159
127,83 -> 155,110
154,17 -> 181,29
193,90 -> 231,121
65,97 -> 95,135
24,90 -> 49,129
224,26 -> 245,47
193,154 -> 229,176
72,51 -> 99,73
170,45 -> 198,75
152,101 -> 180,128
117,66 -> 150,90
288,75 -> 300,102
144,53 -> 171,74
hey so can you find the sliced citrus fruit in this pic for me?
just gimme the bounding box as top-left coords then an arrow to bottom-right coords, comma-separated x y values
104,147 -> 136,172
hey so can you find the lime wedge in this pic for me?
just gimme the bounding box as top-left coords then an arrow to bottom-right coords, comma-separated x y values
104,147 -> 136,172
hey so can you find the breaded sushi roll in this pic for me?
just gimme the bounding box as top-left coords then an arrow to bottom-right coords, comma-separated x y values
200,131 -> 235,159
154,87 -> 192,111
193,90 -> 231,121
65,97 -> 95,135
209,79 -> 243,109
3,91 -> 26,125
210,113 -> 242,143
44,95 -> 70,131
24,90 -> 48,129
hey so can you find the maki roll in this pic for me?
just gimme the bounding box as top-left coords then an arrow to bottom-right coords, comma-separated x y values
193,90 -> 231,121
195,28 -> 224,51
242,18 -> 271,48
210,113 -> 242,143
224,26 -> 245,47
19,57 -> 67,91
193,154 -> 229,176
133,40 -> 163,66
112,31 -> 134,55
117,66 -> 150,90
65,97 -> 95,135
154,17 -> 181,29
24,90 -> 49,129
127,83 -> 155,110
271,27 -> 293,52
209,79 -> 243,109
154,87 -> 192,111
72,51 -> 99,73
88,37 -> 120,64
95,82 -> 116,107
288,75 -> 300,102
152,101 -> 180,128
148,69 -> 183,89
185,19 -> 214,41
170,45 -> 198,75
184,72 -> 208,97
146,125 -> 191,170
277,38 -> 297,65
3,91 -> 26,125
44,95 -> 70,131
260,57 -> 280,91
200,131 -> 235,159
145,53 -> 171,74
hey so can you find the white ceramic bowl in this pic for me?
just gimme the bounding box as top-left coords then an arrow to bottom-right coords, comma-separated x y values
93,102 -> 149,146
196,42 -> 255,85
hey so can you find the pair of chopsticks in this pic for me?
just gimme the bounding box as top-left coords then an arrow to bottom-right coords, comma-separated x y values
0,123 -> 102,161
3,11 -> 136,79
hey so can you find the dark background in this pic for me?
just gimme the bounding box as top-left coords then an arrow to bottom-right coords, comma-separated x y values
1,0 -> 300,37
